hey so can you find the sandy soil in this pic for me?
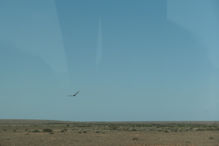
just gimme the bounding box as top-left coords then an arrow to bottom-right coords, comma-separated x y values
0,120 -> 219,146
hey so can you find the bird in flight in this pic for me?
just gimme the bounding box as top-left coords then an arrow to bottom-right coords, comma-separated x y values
67,90 -> 80,97
73,90 -> 80,96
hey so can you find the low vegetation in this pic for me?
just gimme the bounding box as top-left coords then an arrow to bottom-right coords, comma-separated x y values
43,128 -> 53,133
0,120 -> 219,146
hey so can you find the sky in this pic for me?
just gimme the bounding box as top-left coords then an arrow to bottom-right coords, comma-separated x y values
0,0 -> 219,121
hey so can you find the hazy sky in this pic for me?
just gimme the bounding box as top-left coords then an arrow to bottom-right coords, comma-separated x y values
0,0 -> 219,121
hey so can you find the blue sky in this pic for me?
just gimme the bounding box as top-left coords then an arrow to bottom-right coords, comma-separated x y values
0,0 -> 218,121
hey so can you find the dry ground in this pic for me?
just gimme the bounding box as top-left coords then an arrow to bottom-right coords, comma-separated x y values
0,120 -> 219,146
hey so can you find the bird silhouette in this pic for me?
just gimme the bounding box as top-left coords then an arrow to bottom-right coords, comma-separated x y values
73,90 -> 80,96
67,90 -> 80,97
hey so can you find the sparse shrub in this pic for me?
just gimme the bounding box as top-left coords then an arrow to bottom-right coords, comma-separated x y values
215,127 -> 219,131
196,128 -> 204,131
158,129 -> 162,132
209,136 -> 214,140
43,128 -> 53,133
60,129 -> 65,133
83,130 -> 87,133
60,129 -> 67,133
109,125 -> 119,130
132,137 -> 138,141
186,140 -> 191,144
66,124 -> 70,127
131,128 -> 137,131
185,128 -> 189,132
96,131 -> 100,133
32,129 -> 40,133
13,129 -> 16,132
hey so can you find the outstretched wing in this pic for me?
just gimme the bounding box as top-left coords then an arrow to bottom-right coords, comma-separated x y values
73,90 -> 80,96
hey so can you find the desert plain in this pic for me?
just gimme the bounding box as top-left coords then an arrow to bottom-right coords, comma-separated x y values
0,120 -> 219,146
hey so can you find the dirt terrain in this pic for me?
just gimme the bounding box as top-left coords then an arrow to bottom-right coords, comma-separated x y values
0,120 -> 219,146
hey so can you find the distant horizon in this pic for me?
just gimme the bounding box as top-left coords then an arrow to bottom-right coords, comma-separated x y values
1,118 -> 219,123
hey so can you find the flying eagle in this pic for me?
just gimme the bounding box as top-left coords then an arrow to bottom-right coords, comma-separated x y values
67,90 -> 80,97
73,91 -> 80,96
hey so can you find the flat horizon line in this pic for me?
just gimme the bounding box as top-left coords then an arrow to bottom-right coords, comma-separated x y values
0,119 -> 219,124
